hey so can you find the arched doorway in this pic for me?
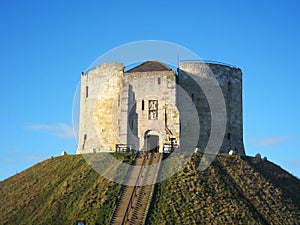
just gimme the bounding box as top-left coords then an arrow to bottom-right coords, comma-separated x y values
145,135 -> 159,152
144,130 -> 160,152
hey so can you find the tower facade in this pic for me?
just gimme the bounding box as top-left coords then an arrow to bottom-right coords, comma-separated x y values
77,60 -> 245,155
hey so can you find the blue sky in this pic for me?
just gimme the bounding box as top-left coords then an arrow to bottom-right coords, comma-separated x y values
0,0 -> 299,181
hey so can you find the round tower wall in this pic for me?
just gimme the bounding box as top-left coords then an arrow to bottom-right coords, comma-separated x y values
178,62 -> 245,155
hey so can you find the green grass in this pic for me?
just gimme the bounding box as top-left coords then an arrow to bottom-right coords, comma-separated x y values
0,153 -> 133,225
147,154 -> 300,225
1,153 -> 299,225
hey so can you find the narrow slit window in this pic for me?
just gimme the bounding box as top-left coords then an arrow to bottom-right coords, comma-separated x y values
86,86 -> 88,98
228,81 -> 231,93
191,93 -> 194,102
227,133 -> 231,140
158,77 -> 161,85
142,100 -> 145,110
82,134 -> 87,150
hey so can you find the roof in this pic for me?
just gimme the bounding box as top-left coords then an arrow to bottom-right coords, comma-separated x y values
125,60 -> 172,73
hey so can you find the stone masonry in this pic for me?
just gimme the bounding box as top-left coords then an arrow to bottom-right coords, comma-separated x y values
77,60 -> 245,155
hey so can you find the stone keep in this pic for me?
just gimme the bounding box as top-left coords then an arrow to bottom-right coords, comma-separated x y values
77,61 -> 245,155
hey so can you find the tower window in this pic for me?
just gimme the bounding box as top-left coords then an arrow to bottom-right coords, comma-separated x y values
191,93 -> 194,102
228,81 -> 231,93
158,77 -> 161,85
227,133 -> 231,140
142,100 -> 145,110
131,120 -> 134,129
86,86 -> 88,98
149,100 -> 158,119
82,134 -> 87,149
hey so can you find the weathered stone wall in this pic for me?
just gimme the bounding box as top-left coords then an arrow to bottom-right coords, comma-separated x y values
122,70 -> 180,152
77,62 -> 124,153
178,62 -> 245,155
78,63 -> 180,153
77,61 -> 245,155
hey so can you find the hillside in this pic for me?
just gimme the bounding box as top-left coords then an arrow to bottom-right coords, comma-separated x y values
147,154 -> 300,224
0,153 -> 299,225
0,153 -> 133,225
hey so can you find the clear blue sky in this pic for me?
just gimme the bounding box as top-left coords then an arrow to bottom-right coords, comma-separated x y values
0,0 -> 299,181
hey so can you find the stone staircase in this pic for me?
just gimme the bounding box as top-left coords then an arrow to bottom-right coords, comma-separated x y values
109,153 -> 162,225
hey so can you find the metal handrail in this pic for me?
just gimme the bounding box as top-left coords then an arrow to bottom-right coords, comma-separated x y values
108,153 -> 137,225
142,153 -> 162,225
121,153 -> 147,224
179,59 -> 239,69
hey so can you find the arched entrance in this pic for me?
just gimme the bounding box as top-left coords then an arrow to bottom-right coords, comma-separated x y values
144,130 -> 160,152
145,135 -> 159,152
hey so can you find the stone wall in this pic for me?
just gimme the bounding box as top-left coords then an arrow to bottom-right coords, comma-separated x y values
77,61 -> 245,155
77,62 -> 124,153
178,62 -> 245,155
122,70 -> 180,152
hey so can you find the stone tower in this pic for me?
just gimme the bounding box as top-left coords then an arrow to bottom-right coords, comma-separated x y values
77,60 -> 245,155
178,62 -> 245,155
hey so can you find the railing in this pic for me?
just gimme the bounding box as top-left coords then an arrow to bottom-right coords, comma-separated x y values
179,59 -> 239,69
121,153 -> 148,224
116,144 -> 131,152
108,152 -> 137,225
143,153 -> 162,225
108,152 -> 163,225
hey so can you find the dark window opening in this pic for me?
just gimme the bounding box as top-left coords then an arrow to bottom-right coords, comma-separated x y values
118,95 -> 120,106
228,81 -> 231,93
82,134 -> 87,149
158,77 -> 161,85
142,100 -> 145,110
191,93 -> 194,102
227,133 -> 231,140
86,86 -> 88,98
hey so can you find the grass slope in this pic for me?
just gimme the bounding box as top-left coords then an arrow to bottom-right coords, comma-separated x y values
147,154 -> 300,225
0,153 -> 299,225
0,153 -> 133,225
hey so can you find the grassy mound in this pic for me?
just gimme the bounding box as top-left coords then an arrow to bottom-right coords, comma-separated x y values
1,153 -> 299,225
0,153 -> 133,225
147,154 -> 300,225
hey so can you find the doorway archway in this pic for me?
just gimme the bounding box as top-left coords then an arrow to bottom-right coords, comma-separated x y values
145,135 -> 159,152
144,130 -> 160,152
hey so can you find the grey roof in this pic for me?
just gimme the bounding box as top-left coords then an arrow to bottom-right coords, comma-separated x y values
126,61 -> 172,73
